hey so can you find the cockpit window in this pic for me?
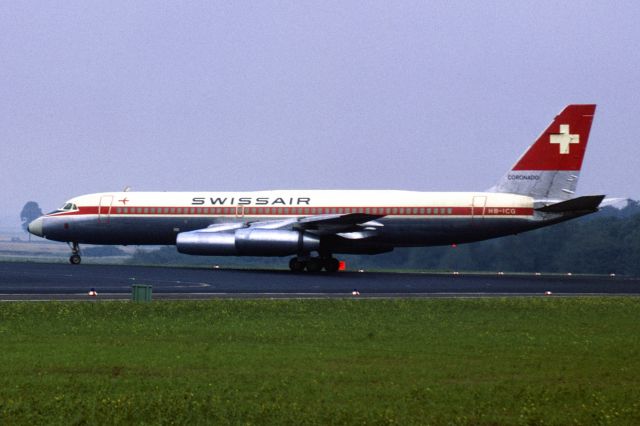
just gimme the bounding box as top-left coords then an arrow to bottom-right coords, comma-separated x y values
57,203 -> 78,211
46,202 -> 78,215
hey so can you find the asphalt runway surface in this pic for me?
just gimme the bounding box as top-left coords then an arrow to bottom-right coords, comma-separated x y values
1,262 -> 639,300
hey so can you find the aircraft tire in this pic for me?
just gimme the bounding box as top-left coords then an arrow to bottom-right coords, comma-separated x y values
306,258 -> 323,273
324,258 -> 340,273
289,258 -> 306,272
69,254 -> 81,265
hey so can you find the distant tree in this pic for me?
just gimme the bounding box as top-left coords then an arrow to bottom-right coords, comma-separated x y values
20,201 -> 43,233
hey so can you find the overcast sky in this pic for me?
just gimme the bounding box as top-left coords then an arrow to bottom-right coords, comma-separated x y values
2,1 -> 639,227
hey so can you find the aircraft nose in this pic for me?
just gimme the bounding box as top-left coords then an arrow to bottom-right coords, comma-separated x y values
28,217 -> 44,237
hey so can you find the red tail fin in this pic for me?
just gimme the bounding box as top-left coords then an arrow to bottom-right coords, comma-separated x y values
513,104 -> 596,171
490,104 -> 597,200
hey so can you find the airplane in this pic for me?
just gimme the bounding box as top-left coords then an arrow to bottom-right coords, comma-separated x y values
28,104 -> 604,272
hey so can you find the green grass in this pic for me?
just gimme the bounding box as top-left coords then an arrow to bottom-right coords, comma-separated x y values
1,298 -> 640,425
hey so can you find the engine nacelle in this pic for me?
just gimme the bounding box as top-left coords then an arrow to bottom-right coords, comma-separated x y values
176,228 -> 320,256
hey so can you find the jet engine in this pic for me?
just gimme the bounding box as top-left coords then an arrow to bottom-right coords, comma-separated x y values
176,228 -> 320,256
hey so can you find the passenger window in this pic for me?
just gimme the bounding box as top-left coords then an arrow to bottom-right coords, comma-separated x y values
448,208 -> 452,214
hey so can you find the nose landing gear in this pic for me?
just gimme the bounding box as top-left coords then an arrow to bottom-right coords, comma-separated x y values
68,242 -> 81,265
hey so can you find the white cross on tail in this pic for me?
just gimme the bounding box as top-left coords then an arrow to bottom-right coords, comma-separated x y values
550,124 -> 579,154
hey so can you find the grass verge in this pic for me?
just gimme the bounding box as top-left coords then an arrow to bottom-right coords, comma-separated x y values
1,298 -> 639,425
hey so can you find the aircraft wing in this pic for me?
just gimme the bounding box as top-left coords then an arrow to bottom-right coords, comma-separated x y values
295,213 -> 385,238
242,213 -> 385,236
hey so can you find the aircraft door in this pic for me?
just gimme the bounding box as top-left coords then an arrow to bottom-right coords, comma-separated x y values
471,196 -> 486,222
98,195 -> 114,224
235,206 -> 245,218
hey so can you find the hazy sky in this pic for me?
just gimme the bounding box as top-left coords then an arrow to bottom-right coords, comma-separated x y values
2,1 -> 639,227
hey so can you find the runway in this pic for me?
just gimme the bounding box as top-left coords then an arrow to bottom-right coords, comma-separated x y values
1,262 -> 639,300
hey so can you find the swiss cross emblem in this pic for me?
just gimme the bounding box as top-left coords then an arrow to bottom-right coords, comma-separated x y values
550,124 -> 579,154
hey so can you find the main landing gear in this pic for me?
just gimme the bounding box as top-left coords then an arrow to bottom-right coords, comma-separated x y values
289,256 -> 340,273
68,242 -> 81,265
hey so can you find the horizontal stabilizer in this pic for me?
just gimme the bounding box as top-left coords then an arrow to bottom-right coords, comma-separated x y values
535,195 -> 605,213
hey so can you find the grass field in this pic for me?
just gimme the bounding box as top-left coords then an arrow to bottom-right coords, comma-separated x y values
1,298 -> 639,425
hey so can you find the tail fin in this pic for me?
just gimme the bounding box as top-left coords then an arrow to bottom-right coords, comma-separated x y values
489,104 -> 596,200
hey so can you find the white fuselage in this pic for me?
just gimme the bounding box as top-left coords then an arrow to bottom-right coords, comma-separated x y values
33,190 -> 557,255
